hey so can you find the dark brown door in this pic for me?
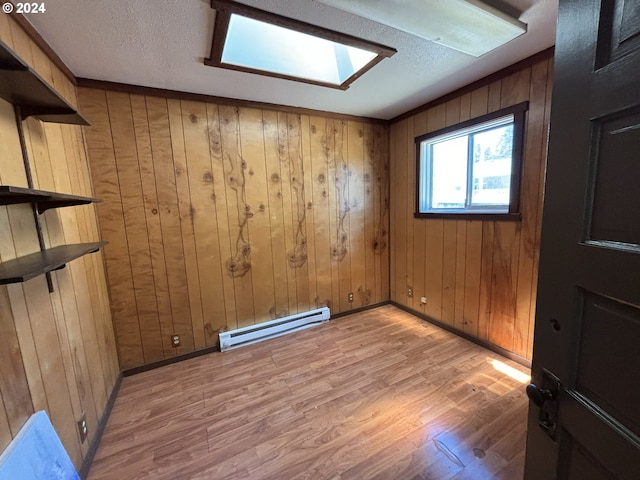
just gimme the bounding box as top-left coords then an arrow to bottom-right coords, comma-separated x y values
524,0 -> 640,478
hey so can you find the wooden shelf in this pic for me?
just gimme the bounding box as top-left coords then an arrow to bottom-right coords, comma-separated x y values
0,242 -> 107,285
0,185 -> 101,213
0,41 -> 89,126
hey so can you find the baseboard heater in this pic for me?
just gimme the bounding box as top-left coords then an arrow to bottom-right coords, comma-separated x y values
219,307 -> 330,352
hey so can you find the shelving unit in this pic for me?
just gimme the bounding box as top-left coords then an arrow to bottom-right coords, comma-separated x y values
0,40 -> 106,291
0,242 -> 107,285
0,40 -> 88,125
0,185 -> 101,213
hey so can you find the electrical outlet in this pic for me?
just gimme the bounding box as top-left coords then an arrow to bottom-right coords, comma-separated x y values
407,286 -> 413,298
77,414 -> 88,443
348,292 -> 354,302
171,334 -> 180,347
420,296 -> 428,304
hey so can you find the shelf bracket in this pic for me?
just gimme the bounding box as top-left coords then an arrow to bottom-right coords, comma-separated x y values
14,105 -> 55,293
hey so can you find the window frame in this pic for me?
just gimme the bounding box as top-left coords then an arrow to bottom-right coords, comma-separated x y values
206,0 -> 396,90
414,101 -> 529,220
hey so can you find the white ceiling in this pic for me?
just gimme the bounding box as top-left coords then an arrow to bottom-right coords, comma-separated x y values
27,0 -> 558,120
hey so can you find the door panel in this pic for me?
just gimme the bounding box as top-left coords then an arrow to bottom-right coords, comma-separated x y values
560,393 -> 640,479
576,292 -> 640,436
596,0 -> 640,67
525,0 -> 640,477
588,109 -> 640,246
565,436 -> 622,480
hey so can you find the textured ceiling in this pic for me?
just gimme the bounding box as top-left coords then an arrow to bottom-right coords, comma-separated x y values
27,0 -> 558,120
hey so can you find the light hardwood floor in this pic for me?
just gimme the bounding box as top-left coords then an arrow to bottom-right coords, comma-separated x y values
87,305 -> 530,479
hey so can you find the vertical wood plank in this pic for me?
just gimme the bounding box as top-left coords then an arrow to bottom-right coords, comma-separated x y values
478,221 -> 495,341
441,220 -> 457,327
0,100 -> 28,185
286,113 -> 311,314
388,123 -> 398,303
64,118 -> 118,393
22,278 -> 82,465
218,105 -> 256,327
334,120 -> 352,313
79,88 -> 143,368
5,281 -> 48,415
363,123 -> 375,305
129,95 -> 169,358
262,110 -> 291,317
60,122 -> 116,404
528,58 -> 555,357
300,115 -> 317,310
463,220 -> 483,337
146,96 -> 195,352
488,222 -> 520,351
391,120 -> 408,306
347,121 -> 367,307
277,111 -> 299,315
453,220 -> 468,331
7,20 -> 33,65
488,81 -> 503,113
411,112 -> 427,313
309,116 -> 332,310
0,286 -> 34,436
374,124 -> 390,303
181,101 -> 230,335
28,41 -> 54,87
0,393 -> 11,453
207,103 -> 239,331
240,107 -> 276,323
107,91 -> 161,364
405,116 -> 415,311
167,99 -> 207,345
0,12 -> 14,47
513,60 -> 549,358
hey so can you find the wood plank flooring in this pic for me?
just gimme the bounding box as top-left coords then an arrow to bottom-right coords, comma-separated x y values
87,305 -> 530,480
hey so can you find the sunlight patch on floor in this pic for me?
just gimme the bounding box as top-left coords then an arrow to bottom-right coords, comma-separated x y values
488,358 -> 531,384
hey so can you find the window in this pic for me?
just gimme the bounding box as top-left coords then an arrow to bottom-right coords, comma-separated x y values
415,102 -> 528,219
206,0 -> 396,90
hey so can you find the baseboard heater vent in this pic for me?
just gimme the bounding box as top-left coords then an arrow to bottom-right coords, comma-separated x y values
219,307 -> 330,352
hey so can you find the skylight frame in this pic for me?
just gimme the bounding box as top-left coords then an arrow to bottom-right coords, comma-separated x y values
206,0 -> 397,90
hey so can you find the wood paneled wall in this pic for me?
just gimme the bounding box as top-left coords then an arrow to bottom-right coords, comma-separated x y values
389,53 -> 554,360
0,15 -> 119,470
78,88 -> 390,370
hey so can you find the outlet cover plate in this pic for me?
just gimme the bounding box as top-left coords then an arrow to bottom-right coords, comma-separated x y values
77,414 -> 87,443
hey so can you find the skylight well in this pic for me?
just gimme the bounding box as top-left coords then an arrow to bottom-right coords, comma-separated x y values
206,0 -> 396,90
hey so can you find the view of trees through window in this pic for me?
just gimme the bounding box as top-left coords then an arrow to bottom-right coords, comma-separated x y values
427,124 -> 513,210
470,125 -> 513,206
415,102 -> 527,217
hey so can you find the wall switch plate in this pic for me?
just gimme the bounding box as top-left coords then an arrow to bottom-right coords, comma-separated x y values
407,286 -> 413,297
421,296 -> 428,304
77,414 -> 88,443
348,292 -> 354,302
172,334 -> 180,347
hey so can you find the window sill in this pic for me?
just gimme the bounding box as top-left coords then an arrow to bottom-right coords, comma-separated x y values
413,212 -> 522,221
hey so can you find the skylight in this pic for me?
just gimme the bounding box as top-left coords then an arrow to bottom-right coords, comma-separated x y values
207,0 -> 396,90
